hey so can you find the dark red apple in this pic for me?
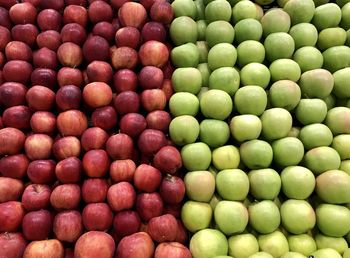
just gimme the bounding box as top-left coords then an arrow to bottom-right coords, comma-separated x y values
65,0 -> 88,6
82,178 -> 108,203
26,85 -> 55,111
0,26 -> 11,51
33,47 -> 58,69
136,192 -> 163,222
141,89 -> 167,112
5,41 -> 32,61
53,210 -> 83,243
55,157 -> 82,183
0,154 -> 29,179
146,110 -> 171,132
0,128 -> 26,155
56,85 -> 82,111
40,0 -> 65,10
110,46 -> 139,70
119,113 -> 147,138
134,164 -> 162,193
113,210 -> 141,237
86,61 -> 113,83
74,231 -> 115,258
159,175 -> 185,204
163,203 -> 182,219
106,133 -> 134,160
61,23 -> 87,46
150,0 -> 174,25
57,109 -> 88,137
2,105 -> 31,130
36,30 -> 62,51
139,0 -> 157,11
107,182 -> 136,212
24,134 -> 53,160
0,52 -> 4,68
0,7 -> 11,29
138,129 -> 167,155
57,67 -> 83,88
154,242 -> 191,258
138,66 -> 164,90
50,184 -> 81,210
88,0 -> 112,23
22,210 -> 53,240
82,203 -> 113,231
63,5 -> 88,27
153,146 -> 182,175
175,220 -> 188,244
118,2 -> 147,29
139,40 -> 169,68
110,159 -> 136,183
53,136 -> 81,160
23,239 -> 64,258
0,232 -> 27,258
83,35 -> 109,62
81,127 -> 108,151
21,184 -> 51,211
82,149 -> 110,178
92,21 -> 116,43
116,232 -> 154,258
27,160 -> 56,184
0,201 -> 24,232
148,214 -> 178,242
30,68 -> 57,89
141,22 -> 166,42
82,82 -> 113,108
9,3 -> 37,25
113,69 -> 138,93
22,0 -> 41,7
0,82 -> 27,108
37,9 -> 62,31
57,42 -> 83,67
113,91 -> 140,115
115,27 -> 140,49
3,60 -> 33,84
0,177 -> 24,203
11,24 -> 39,47
162,63 -> 174,80
91,106 -> 118,131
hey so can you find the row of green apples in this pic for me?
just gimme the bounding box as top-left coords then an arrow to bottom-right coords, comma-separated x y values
167,0 -> 350,257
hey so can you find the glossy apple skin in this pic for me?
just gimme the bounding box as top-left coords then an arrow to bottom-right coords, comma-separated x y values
24,134 -> 53,160
154,242 -> 192,258
81,127 -> 108,151
27,159 -> 56,184
0,232 -> 27,258
159,175 -> 185,205
23,239 -> 64,258
133,164 -> 162,193
81,178 -> 108,203
110,159 -> 136,183
21,184 -> 51,211
107,182 -> 136,212
63,5 -> 88,27
82,149 -> 110,178
50,184 -> 81,211
0,201 -> 25,232
74,231 -> 115,258
106,133 -> 134,160
53,210 -> 83,243
153,146 -> 182,175
55,157 -> 82,183
116,232 -> 155,258
113,210 -> 141,237
22,210 -> 53,241
0,154 -> 29,179
147,214 -> 178,243
30,111 -> 56,134
53,136 -> 81,160
136,192 -> 163,222
82,203 -> 113,231
2,105 -> 31,130
113,69 -> 137,93
0,177 -> 24,203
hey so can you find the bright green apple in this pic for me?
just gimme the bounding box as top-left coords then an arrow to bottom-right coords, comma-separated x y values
181,142 -> 212,171
315,234 -> 348,255
240,63 -> 271,88
181,201 -> 213,233
200,89 -> 233,120
260,108 -> 293,141
340,160 -> 350,175
234,86 -> 268,115
199,119 -> 230,148
281,252 -> 307,258
197,20 -> 207,40
322,46 -> 350,73
340,3 -> 350,30
169,115 -> 199,146
269,59 -> 301,82
293,46 -> 323,72
190,229 -> 228,258
261,8 -> 291,37
333,67 -> 350,98
170,16 -> 198,46
311,248 -> 342,258
281,166 -> 315,199
248,252 -> 274,258
234,18 -> 263,44
208,67 -> 240,96
317,27 -> 347,51
304,146 -> 341,174
258,231 -> 289,258
249,200 -> 281,234
197,63 -> 210,87
169,92 -> 199,117
232,0 -> 261,24
248,168 -> 281,200
283,0 -> 315,25
237,40 -> 265,67
205,0 -> 232,23
331,134 -> 350,160
207,43 -> 237,70
172,67 -> 202,94
268,80 -> 301,111
272,137 -> 304,167
299,123 -> 333,150
325,107 -> 350,135
212,145 -> 240,170
288,234 -> 317,256
185,171 -> 216,202
299,69 -> 334,98
264,32 -> 295,61
216,169 -> 249,201
228,234 -> 259,258
230,114 -> 262,142
206,21 -> 235,47
311,3 -> 341,30
295,99 -> 328,125
172,0 -> 197,18
171,43 -> 200,68
289,23 -> 318,49
240,140 -> 273,169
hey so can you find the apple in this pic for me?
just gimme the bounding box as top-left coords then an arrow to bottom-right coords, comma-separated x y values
57,110 -> 88,137
228,234 -> 259,258
21,184 -> 51,211
0,128 -> 26,155
88,0 -> 113,24
82,203 -> 113,231
141,89 -> 167,112
281,166 -> 315,199
155,242 -> 191,258
82,82 -> 112,108
74,231 -> 115,258
237,40 -> 266,67
115,27 -> 140,49
9,3 -> 37,25
117,232 -> 154,258
30,111 -> 56,134
24,134 -> 53,160
2,105 -> 31,130
159,175 -> 185,204
114,91 -> 140,115
199,119 -> 230,148
53,210 -> 83,243
181,142 -> 211,171
138,129 -> 167,155
304,146 -> 341,175
181,201 -> 212,233
91,106 -> 118,131
119,113 -> 147,138
258,231 -> 289,258
200,89 -> 232,120
315,233 -> 348,254
81,127 -> 108,151
27,159 -> 56,184
110,159 -> 136,183
50,184 -> 81,210
40,0 -> 65,10
92,22 -> 116,43
113,69 -> 138,93
23,240 -> 64,258
110,46 -> 139,70
63,5 -> 88,27
107,182 -> 136,212
53,136 -> 81,160
184,171 -> 215,202
106,133 -> 134,160
83,35 -> 109,62
0,82 -> 27,108
11,24 -> 39,48
82,178 -> 108,203
57,67 -> 83,88
310,248 -> 342,258
136,193 -> 163,222
272,137 -> 305,167
61,23 -> 87,46
169,92 -> 199,117
169,115 -> 200,146
287,234 -> 317,256
57,42 -> 83,67
0,232 -> 27,258
0,154 -> 29,179
22,210 -> 53,240
82,149 -> 110,178
0,201 -> 25,232
248,168 -> 281,200
5,41 -> 32,62
55,85 -> 81,111
86,61 -> 113,83
0,177 -> 24,203
118,2 -> 147,29
36,30 -> 61,51
139,40 -> 169,68
146,110 -> 171,132
113,210 -> 141,237
55,157 -> 82,183
37,9 -> 62,32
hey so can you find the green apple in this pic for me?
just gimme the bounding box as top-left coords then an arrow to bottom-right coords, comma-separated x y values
260,108 -> 293,141
200,89 -> 233,120
281,166 -> 315,199
210,193 -> 222,210
248,252 -> 274,258
169,115 -> 200,146
234,86 -> 267,115
197,20 -> 207,40
333,67 -> 350,98
280,252 -> 307,258
316,169 -> 350,204
237,40 -> 265,67
205,0 -> 232,23
280,199 -> 316,234
181,142 -> 212,171
315,234 -> 348,255
304,146 -> 341,174
289,23 -> 318,49
323,94 -> 336,110
169,92 -> 199,117
170,16 -> 198,46
261,8 -> 291,37
206,21 -> 235,48
228,234 -> 259,258
240,63 -> 271,88
208,67 -> 240,96
240,140 -> 273,169
311,3 -> 341,30
248,200 -> 281,234
325,107 -> 350,135
283,0 -> 315,25
318,28 -> 347,51
230,114 -> 262,142
299,69 -> 334,98
234,18 -> 263,44
340,160 -> 350,175
316,203 -> 350,237
347,29 -> 350,46
214,201 -> 249,235
311,248 -> 342,258
172,0 -> 197,19
199,119 -> 230,148
232,0 -> 260,24
185,171 -> 216,202
331,134 -> 350,160
299,123 -> 333,150
269,59 -> 301,82
295,99 -> 328,125
181,201 -> 213,233
288,234 -> 317,256
190,229 -> 228,258
268,80 -> 301,110
208,43 -> 237,70
277,0 -> 290,7
287,126 -> 300,138
216,169 -> 249,201
197,63 -> 210,87
197,87 -> 209,101
293,46 -> 323,72
172,68 -> 202,94
212,145 -> 240,170
340,3 -> 350,30
344,248 -> 350,258
272,137 -> 304,167
264,32 -> 295,61
195,0 -> 205,19
248,168 -> 281,200
171,43 -> 200,68
197,41 -> 209,63
258,231 -> 289,258
322,46 -> 350,73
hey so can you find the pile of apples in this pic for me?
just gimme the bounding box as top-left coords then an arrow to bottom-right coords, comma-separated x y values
0,0 -> 191,257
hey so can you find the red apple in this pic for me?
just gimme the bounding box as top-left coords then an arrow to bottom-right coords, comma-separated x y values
61,23 -> 87,46
113,91 -> 140,115
0,154 -> 29,179
119,113 -> 147,138
148,214 -> 178,242
155,242 -> 191,258
146,110 -> 171,132
22,210 -> 53,240
118,2 -> 147,29
21,184 -> 51,211
83,82 -> 113,108
159,175 -> 185,204
92,21 -> 116,43
86,61 -> 113,83
36,30 -> 61,51
0,177 -> 24,203
134,164 -> 162,192
139,40 -> 169,68
50,184 -> 81,210
0,82 -> 27,108
65,0 -> 88,6
5,41 -> 32,61
139,0 -> 158,11
11,24 -> 39,47
107,182 -> 136,212
30,111 -> 56,134
153,146 -> 182,175
37,9 -> 62,31
53,210 -> 83,243
55,157 -> 82,183
113,69 -> 138,92
53,136 -> 81,160
141,89 -> 167,112
175,220 -> 188,244
26,85 -> 55,111
110,159 -> 136,183
162,62 -> 174,79
24,134 -> 53,160
162,79 -> 174,102
141,22 -> 166,42
81,127 -> 108,151
136,192 -> 163,222
31,68 -> 57,89
83,35 -> 109,62
138,66 -> 164,89
57,110 -> 88,137
0,232 -> 27,258
3,60 -> 33,84
33,47 -> 58,69
82,203 -> 113,231
82,178 -> 108,203
27,160 -> 56,184
138,129 -> 167,155
23,239 -> 64,258
0,8 -> 11,29
110,46 -> 139,70
74,231 -> 115,258
0,52 -> 4,68
57,67 -> 83,88
22,0 -> 41,7
115,27 -> 141,49
2,105 -> 31,130
55,85 -> 81,111
63,5 -> 88,27
113,210 -> 141,237
82,149 -> 110,178
0,26 -> 11,51
163,203 -> 182,219
117,232 -> 154,258
9,3 -> 37,25
88,0 -> 113,23
57,42 -> 83,67
91,106 -> 118,131
150,0 -> 174,25
0,201 -> 24,232
0,128 -> 26,155
40,0 -> 65,10
106,133 -> 134,160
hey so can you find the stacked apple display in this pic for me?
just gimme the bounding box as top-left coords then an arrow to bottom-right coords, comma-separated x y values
168,0 -> 350,257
